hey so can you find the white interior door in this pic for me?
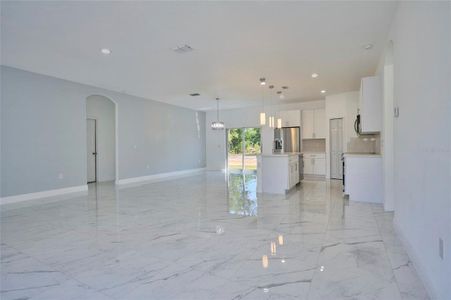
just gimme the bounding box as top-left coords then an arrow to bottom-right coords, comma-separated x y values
330,118 -> 343,179
87,119 -> 97,183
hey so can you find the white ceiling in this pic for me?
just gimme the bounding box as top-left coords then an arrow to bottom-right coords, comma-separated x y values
1,1 -> 396,111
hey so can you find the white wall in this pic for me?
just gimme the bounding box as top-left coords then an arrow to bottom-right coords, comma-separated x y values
384,2 -> 450,299
86,95 -> 116,182
206,100 -> 325,170
375,41 -> 395,212
1,66 -> 206,197
324,91 -> 359,179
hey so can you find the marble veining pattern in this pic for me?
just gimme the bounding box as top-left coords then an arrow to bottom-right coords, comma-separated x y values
1,172 -> 428,299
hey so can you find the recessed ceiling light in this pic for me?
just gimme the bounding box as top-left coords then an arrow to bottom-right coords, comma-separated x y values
321,90 -> 326,94
311,73 -> 319,78
189,93 -> 200,96
101,48 -> 111,55
363,43 -> 373,50
282,86 -> 288,89
260,78 -> 266,85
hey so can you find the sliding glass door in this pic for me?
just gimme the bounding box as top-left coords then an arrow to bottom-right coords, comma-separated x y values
227,128 -> 243,172
227,128 -> 261,174
243,128 -> 261,172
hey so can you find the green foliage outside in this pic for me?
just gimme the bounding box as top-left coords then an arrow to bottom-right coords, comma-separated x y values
228,128 -> 261,154
227,174 -> 258,216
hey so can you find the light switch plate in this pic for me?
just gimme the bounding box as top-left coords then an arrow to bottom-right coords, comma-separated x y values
394,107 -> 399,118
439,238 -> 444,260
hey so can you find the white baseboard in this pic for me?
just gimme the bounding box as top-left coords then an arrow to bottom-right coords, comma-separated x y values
116,168 -> 205,186
1,185 -> 88,205
393,219 -> 438,300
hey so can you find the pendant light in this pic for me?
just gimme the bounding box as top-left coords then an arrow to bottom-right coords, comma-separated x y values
276,117 -> 282,129
276,86 -> 288,128
211,97 -> 225,130
269,116 -> 275,128
259,78 -> 266,125
276,99 -> 282,129
260,112 -> 266,126
268,85 -> 275,128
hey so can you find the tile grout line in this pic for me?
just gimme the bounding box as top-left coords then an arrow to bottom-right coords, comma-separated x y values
305,180 -> 335,300
370,205 -> 405,299
1,242 -> 116,299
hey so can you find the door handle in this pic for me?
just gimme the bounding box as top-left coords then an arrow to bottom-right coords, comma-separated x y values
92,152 -> 97,155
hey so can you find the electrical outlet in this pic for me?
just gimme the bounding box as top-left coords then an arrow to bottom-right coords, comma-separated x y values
146,164 -> 150,169
58,173 -> 64,179
439,238 -> 444,260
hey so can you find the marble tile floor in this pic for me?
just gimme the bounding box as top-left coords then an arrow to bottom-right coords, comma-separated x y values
1,172 -> 429,299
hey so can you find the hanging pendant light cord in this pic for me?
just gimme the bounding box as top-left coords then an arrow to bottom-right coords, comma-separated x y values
216,98 -> 220,121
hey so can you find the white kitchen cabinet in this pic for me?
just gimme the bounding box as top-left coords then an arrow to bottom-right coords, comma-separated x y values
258,154 -> 299,194
343,154 -> 382,203
313,158 -> 326,175
301,110 -> 315,138
279,110 -> 301,127
303,157 -> 314,174
288,155 -> 299,187
302,109 -> 325,139
313,109 -> 326,138
303,153 -> 325,176
359,76 -> 382,133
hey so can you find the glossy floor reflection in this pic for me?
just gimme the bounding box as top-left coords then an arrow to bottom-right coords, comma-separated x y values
227,172 -> 258,216
1,172 -> 428,299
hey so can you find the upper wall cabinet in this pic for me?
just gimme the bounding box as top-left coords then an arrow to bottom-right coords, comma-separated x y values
302,109 -> 326,139
302,110 -> 314,138
313,109 -> 326,138
359,76 -> 382,133
279,110 -> 301,127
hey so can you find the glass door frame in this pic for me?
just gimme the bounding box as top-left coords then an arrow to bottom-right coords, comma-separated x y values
226,127 -> 261,174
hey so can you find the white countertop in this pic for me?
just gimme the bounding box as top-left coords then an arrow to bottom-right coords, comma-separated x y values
343,153 -> 382,158
259,152 -> 300,157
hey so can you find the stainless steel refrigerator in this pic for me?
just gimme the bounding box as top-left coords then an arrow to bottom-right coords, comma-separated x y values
274,127 -> 300,153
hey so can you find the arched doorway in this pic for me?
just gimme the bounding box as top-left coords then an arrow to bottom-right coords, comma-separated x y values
86,95 -> 116,184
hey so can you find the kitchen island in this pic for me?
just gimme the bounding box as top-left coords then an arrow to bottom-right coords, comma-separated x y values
257,153 -> 300,194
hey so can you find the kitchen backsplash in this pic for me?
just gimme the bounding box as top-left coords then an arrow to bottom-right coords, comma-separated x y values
302,138 -> 326,153
347,134 -> 380,154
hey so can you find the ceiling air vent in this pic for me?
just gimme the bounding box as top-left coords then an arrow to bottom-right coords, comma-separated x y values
189,93 -> 200,97
173,44 -> 194,54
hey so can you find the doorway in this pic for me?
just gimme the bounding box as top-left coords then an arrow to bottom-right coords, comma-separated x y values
86,95 -> 116,184
87,118 -> 97,183
227,128 -> 261,174
330,118 -> 343,179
